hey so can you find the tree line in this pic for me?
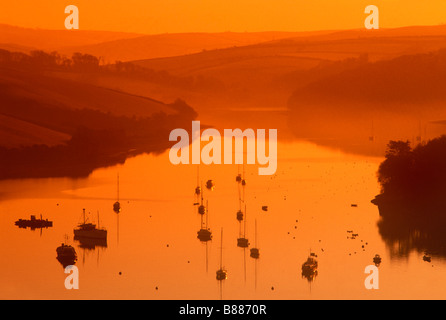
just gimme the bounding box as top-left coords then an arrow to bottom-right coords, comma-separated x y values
0,48 -> 223,91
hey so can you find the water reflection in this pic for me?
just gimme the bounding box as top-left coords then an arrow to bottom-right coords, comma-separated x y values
4,140 -> 446,299
377,217 -> 446,259
74,236 -> 108,250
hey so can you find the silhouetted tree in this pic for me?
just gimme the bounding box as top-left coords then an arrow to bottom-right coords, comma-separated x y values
72,52 -> 99,71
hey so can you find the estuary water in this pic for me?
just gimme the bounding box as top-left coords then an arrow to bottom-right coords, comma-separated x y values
0,140 -> 445,300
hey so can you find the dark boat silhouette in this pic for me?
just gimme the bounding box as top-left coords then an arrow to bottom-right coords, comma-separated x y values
56,241 -> 77,267
113,201 -> 121,214
250,219 -> 260,259
237,238 -> 249,248
206,180 -> 215,190
197,200 -> 212,242
197,229 -> 212,242
423,253 -> 432,263
236,209 -> 244,222
216,269 -> 228,280
373,254 -> 382,265
195,167 -> 201,196
15,214 -> 53,230
74,209 -> 107,240
198,194 -> 206,216
197,182 -> 207,215
302,254 -> 318,281
250,247 -> 260,259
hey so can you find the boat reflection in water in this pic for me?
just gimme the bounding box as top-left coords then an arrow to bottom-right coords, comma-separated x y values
74,236 -> 108,250
375,195 -> 446,259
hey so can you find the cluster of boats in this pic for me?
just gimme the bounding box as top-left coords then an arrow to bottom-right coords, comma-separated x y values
235,170 -> 260,260
193,167 -> 264,284
56,208 -> 109,267
16,176 -> 120,268
194,171 -> 224,281
15,209 -> 109,268
56,176 -> 122,267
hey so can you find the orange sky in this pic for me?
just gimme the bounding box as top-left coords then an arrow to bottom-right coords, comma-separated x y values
1,0 -> 446,34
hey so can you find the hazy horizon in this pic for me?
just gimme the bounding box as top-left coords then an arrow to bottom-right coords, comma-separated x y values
2,0 -> 446,34
3,21 -> 446,36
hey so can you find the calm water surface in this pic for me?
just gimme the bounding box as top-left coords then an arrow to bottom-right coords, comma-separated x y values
0,140 -> 445,299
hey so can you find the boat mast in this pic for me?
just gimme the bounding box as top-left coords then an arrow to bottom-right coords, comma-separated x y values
255,218 -> 257,247
220,228 -> 223,269
244,204 -> 247,237
206,200 -> 209,229
117,173 -> 120,202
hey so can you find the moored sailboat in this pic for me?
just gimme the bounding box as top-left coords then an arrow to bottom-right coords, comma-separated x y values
74,209 -> 107,240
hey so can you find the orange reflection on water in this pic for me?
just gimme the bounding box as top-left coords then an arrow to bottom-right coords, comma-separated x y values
0,140 -> 446,299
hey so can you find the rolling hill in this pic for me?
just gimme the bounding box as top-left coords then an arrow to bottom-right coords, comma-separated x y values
0,24 -> 141,52
57,31 -> 335,63
0,50 -> 197,178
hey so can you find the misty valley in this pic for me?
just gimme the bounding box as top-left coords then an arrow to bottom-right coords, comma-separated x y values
1,22 -> 446,300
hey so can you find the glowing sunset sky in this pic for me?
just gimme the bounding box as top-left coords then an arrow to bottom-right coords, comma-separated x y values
1,0 -> 446,33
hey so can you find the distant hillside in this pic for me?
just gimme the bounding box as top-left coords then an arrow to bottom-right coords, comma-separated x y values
61,25 -> 446,64
131,25 -> 446,90
287,49 -> 446,155
289,49 -> 446,117
0,24 -> 141,52
0,49 -> 197,179
58,31 -> 332,63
